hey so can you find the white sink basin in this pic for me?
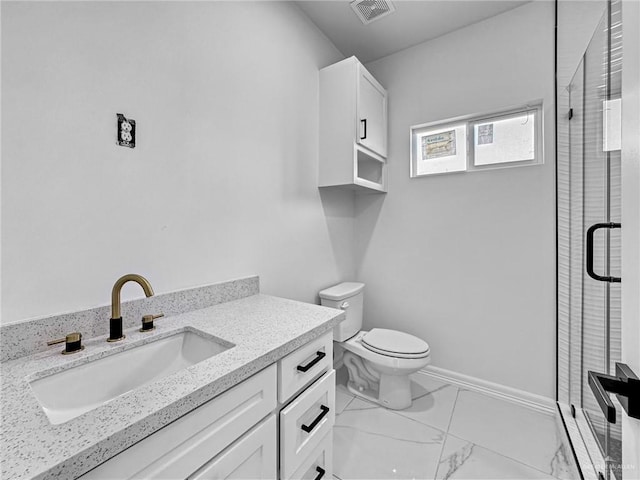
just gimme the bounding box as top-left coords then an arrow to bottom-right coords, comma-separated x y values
30,329 -> 232,425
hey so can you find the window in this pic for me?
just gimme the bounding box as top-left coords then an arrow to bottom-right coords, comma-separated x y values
412,122 -> 467,176
410,104 -> 542,177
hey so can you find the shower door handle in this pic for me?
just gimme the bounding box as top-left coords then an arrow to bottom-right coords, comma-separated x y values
588,363 -> 640,423
586,222 -> 621,282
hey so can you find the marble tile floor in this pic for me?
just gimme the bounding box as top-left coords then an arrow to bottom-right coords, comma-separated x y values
332,367 -> 577,480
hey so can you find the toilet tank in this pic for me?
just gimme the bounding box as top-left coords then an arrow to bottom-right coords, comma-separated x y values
319,282 -> 365,341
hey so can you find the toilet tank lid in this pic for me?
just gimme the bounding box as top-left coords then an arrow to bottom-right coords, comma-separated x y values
319,282 -> 365,301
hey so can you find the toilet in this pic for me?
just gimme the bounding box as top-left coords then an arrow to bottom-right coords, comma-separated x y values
319,282 -> 430,410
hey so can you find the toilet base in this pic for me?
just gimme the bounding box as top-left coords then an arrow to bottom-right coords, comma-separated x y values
346,381 -> 379,405
346,372 -> 412,410
379,373 -> 412,410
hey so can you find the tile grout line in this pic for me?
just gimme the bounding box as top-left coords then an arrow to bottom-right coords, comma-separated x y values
333,424 -> 444,446
445,386 -> 461,433
343,380 -> 459,432
340,393 -> 356,414
336,390 -> 356,415
334,379 -> 571,480
445,431 -> 560,479
434,386 -> 462,479
445,389 -> 566,478
411,383 -> 452,402
339,378 -> 461,474
347,394 -> 449,434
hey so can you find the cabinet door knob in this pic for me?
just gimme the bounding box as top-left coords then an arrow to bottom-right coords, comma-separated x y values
314,466 -> 326,480
360,118 -> 367,140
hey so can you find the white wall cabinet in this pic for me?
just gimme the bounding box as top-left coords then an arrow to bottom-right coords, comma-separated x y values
319,56 -> 388,193
357,68 -> 387,157
79,333 -> 335,480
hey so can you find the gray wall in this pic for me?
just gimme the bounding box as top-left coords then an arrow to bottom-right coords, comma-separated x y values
2,1 -> 559,399
356,2 -> 556,397
1,1 -> 352,323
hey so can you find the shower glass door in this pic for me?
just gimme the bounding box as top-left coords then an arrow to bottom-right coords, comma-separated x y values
558,1 -> 622,478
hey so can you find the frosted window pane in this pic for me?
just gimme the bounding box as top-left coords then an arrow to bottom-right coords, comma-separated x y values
414,124 -> 467,176
474,112 -> 535,166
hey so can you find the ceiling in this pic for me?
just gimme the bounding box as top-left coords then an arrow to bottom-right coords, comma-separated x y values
296,1 -> 531,64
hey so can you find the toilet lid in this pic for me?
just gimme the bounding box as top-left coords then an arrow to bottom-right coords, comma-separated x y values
361,329 -> 430,359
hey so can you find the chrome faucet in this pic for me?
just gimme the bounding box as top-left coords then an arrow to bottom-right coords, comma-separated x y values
108,274 -> 155,342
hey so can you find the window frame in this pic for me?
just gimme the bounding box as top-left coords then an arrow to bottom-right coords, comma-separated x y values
410,119 -> 468,177
410,102 -> 543,178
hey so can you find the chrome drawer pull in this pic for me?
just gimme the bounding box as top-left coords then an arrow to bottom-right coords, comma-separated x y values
301,405 -> 330,433
314,466 -> 326,480
296,351 -> 326,372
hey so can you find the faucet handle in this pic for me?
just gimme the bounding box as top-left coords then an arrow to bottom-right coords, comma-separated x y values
140,313 -> 164,332
47,332 -> 84,355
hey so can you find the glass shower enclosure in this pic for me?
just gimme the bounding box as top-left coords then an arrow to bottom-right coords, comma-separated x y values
557,0 -> 623,479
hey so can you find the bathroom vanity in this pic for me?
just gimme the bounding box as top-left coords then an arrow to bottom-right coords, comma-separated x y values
81,332 -> 335,480
0,277 -> 343,480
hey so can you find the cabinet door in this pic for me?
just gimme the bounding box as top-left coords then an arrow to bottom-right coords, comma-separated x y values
80,365 -> 277,480
357,68 -> 387,157
188,415 -> 276,480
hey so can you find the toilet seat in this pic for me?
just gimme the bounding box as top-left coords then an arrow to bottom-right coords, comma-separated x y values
361,328 -> 430,359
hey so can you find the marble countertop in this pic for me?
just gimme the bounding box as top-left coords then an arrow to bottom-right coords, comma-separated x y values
0,294 -> 344,480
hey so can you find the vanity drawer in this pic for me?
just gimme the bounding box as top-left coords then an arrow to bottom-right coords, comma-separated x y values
279,369 -> 335,480
80,364 -> 277,480
286,430 -> 333,480
278,331 -> 333,403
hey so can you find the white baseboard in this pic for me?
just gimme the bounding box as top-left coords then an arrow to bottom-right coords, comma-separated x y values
420,365 -> 556,415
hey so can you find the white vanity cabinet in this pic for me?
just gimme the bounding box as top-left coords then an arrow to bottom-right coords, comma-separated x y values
79,364 -> 278,480
278,332 -> 334,480
319,56 -> 388,193
188,415 -> 277,480
279,370 -> 335,480
79,332 -> 335,480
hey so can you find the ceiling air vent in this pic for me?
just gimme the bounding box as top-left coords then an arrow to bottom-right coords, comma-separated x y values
350,0 -> 396,25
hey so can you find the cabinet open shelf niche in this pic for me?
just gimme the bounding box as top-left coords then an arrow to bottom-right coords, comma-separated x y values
355,148 -> 386,192
318,56 -> 388,194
